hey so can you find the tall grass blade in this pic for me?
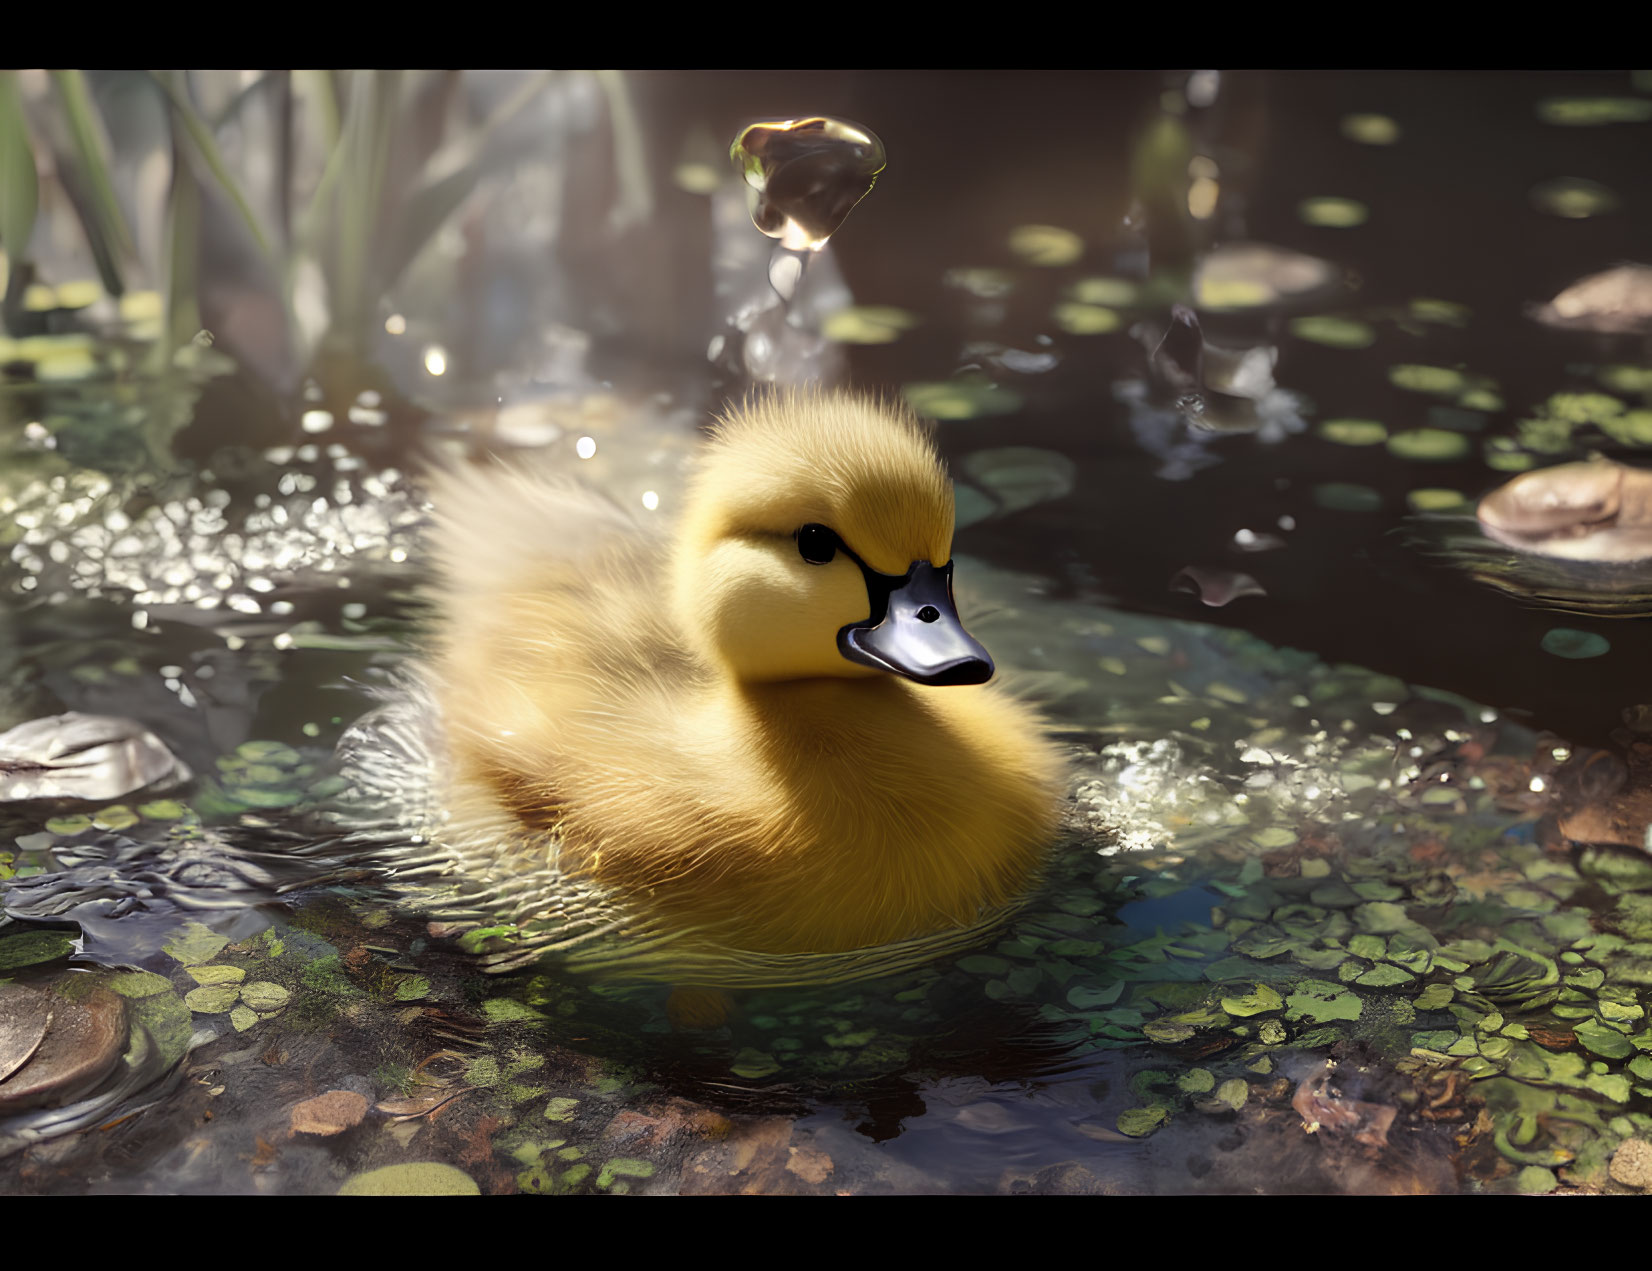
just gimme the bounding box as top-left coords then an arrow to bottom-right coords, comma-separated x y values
150,136 -> 201,372
374,70 -> 555,298
326,69 -> 401,355
149,70 -> 275,269
0,72 -> 40,316
49,69 -> 136,296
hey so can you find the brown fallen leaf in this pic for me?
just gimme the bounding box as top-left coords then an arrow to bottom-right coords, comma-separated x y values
785,1145 -> 834,1184
289,1089 -> 370,1136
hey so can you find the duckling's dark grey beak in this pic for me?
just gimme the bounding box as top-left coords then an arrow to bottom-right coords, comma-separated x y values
838,560 -> 995,687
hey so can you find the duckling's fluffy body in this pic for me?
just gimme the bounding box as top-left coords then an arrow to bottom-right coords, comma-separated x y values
422,392 -> 1065,958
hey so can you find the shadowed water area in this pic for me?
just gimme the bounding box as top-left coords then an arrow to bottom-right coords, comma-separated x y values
3,69 -> 1652,1195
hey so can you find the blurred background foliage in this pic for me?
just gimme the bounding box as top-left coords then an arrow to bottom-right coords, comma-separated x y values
0,70 -> 659,448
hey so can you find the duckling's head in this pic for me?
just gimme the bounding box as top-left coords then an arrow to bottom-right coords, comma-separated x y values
672,390 -> 994,686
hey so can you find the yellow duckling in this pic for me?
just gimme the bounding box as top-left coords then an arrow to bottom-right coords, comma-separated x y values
419,389 -> 1066,978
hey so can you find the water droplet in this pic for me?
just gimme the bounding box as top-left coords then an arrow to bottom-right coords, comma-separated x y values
730,117 -> 885,252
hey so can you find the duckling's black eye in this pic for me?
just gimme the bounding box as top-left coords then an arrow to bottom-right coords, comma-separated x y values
796,523 -> 838,565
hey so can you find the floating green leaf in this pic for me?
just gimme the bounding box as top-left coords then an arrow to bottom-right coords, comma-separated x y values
1008,223 -> 1083,266
1387,428 -> 1471,461
162,922 -> 230,966
1341,113 -> 1400,145
1537,97 -> 1652,126
337,1163 -> 480,1197
1530,177 -> 1619,219
1052,302 -> 1120,335
1116,1105 -> 1170,1137
1319,419 -> 1387,446
1298,197 -> 1368,228
1292,315 -> 1376,348
1312,483 -> 1383,512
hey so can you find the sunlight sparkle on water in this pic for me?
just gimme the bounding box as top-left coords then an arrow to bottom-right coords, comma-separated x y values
575,436 -> 597,459
423,345 -> 447,376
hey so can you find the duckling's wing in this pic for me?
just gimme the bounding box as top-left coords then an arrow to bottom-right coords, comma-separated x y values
423,461 -> 657,615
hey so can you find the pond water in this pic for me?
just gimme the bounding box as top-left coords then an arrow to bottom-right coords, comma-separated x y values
3,69 -> 1652,1195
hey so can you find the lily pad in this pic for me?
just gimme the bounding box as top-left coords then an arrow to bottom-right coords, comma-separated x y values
1387,428 -> 1471,461
1292,316 -> 1376,349
960,448 -> 1076,514
1221,984 -> 1284,1017
903,379 -> 1024,421
1285,979 -> 1363,1023
1116,1105 -> 1170,1137
1319,418 -> 1387,446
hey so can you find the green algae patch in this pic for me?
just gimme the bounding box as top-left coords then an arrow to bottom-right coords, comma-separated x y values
543,1096 -> 581,1122
128,988 -> 193,1069
596,1158 -> 655,1189
481,997 -> 546,1024
338,1162 -> 480,1196
0,930 -> 75,969
106,971 -> 173,999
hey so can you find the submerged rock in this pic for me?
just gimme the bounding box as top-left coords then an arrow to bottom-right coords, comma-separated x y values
0,713 -> 189,803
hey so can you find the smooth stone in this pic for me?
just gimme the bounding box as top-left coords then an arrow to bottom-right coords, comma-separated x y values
0,984 -> 127,1112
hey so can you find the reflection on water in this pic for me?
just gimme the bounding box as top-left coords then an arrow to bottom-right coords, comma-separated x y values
4,69 -> 1652,1194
